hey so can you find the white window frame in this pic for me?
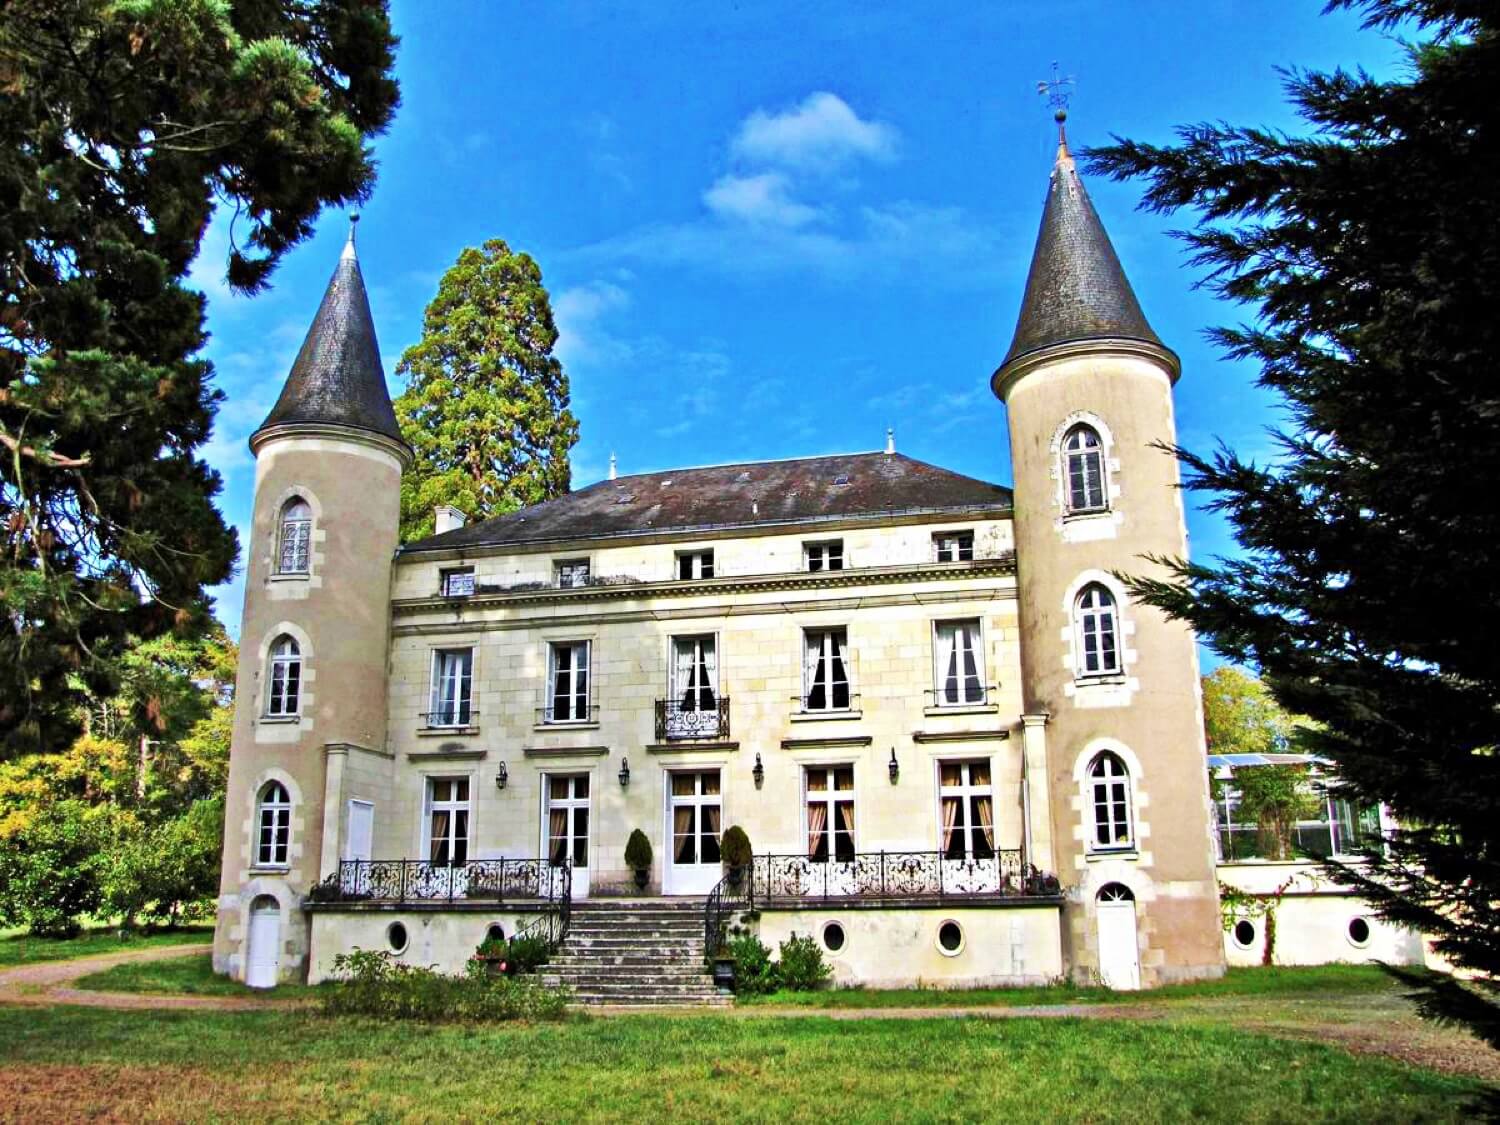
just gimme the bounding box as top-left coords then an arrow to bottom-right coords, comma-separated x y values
440,567 -> 475,597
803,540 -> 845,572
802,627 -> 852,712
422,775 -> 472,867
1063,424 -> 1108,514
277,498 -> 311,575
804,764 -> 857,863
543,772 -> 591,868
1074,584 -> 1122,678
676,549 -> 715,580
555,558 -> 591,588
255,781 -> 292,868
265,636 -> 301,718
936,759 -> 996,861
1088,752 -> 1134,851
933,531 -> 974,563
670,634 -> 719,712
546,640 -> 592,723
427,648 -> 474,728
932,619 -> 986,706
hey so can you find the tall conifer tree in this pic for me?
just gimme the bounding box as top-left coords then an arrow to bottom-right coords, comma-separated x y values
1090,0 -> 1500,1030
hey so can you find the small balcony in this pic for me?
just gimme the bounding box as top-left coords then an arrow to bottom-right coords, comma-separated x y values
655,696 -> 731,741
747,849 -> 1060,905
309,857 -> 571,906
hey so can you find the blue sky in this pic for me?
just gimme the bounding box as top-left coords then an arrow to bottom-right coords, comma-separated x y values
193,1 -> 1408,638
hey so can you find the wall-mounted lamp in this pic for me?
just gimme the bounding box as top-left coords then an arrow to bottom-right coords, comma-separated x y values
888,747 -> 900,785
618,756 -> 631,788
495,761 -> 508,790
753,752 -> 765,789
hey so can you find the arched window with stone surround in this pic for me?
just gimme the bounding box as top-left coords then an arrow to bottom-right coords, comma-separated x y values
266,636 -> 302,717
1074,583 -> 1122,678
1062,424 -> 1107,513
255,781 -> 292,867
1088,752 -> 1134,850
277,498 -> 312,574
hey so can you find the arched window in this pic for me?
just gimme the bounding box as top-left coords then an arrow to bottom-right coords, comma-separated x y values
1088,753 -> 1133,849
1074,584 -> 1121,678
266,636 -> 301,717
1063,425 -> 1107,512
278,498 -> 312,574
256,781 -> 292,867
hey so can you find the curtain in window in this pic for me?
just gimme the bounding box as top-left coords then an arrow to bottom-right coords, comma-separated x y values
835,801 -> 855,862
549,809 -> 568,864
701,804 -> 721,863
675,640 -> 696,709
804,634 -> 824,709
941,796 -> 960,854
975,795 -> 995,850
806,802 -> 828,859
701,640 -> 717,707
430,810 -> 450,865
674,807 -> 695,863
935,626 -> 959,703
828,633 -> 849,709
278,501 -> 311,573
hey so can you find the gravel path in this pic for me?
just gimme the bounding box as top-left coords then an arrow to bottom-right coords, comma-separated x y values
0,944 -> 273,1012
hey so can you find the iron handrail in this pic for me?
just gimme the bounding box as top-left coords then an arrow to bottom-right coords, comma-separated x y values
704,863 -> 754,955
655,695 -> 731,741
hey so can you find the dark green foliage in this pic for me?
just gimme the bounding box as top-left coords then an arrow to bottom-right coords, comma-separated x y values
503,931 -> 552,974
0,0 -> 400,757
721,824 -> 753,869
726,933 -> 777,995
776,933 -> 832,992
323,948 -> 569,1021
0,799 -> 114,936
395,239 -> 579,540
624,828 -> 653,872
1088,0 -> 1500,1037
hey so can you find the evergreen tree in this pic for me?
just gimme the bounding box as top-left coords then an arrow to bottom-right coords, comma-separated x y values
395,240 -> 579,541
0,0 -> 400,756
1090,0 -> 1500,1031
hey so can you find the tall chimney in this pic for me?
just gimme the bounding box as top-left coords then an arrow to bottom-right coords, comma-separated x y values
434,505 -> 467,535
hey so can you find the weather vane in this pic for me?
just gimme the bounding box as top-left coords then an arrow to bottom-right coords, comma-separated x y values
1036,61 -> 1075,142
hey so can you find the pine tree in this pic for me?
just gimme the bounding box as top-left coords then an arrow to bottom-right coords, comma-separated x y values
0,0 -> 400,756
395,240 -> 580,541
1090,0 -> 1500,1032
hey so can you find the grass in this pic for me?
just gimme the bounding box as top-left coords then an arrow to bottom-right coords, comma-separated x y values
738,964 -> 1397,1008
0,924 -> 212,969
0,1003 -> 1486,1122
73,952 -> 319,1000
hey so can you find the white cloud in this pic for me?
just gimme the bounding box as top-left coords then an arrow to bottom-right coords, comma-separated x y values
732,92 -> 898,171
703,172 -> 822,228
554,281 -> 633,367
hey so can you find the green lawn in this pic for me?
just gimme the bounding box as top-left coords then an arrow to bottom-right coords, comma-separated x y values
0,925 -> 212,968
0,1004 -> 1486,1122
739,964 -> 1397,1008
73,952 -> 319,1000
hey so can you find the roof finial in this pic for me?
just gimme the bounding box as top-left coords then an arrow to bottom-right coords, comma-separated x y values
1037,61 -> 1075,152
608,452 -> 617,481
342,212 -> 360,261
885,426 -> 895,455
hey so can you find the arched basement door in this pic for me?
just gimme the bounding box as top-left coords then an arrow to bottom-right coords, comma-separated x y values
1096,883 -> 1141,991
246,895 -> 281,989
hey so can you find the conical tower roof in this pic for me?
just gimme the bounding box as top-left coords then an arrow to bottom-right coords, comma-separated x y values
999,132 -> 1173,375
253,221 -> 404,448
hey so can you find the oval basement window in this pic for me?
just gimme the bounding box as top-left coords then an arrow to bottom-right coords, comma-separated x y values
1232,919 -> 1257,949
936,920 -> 965,956
387,921 -> 409,954
1347,917 -> 1372,947
822,921 -> 846,953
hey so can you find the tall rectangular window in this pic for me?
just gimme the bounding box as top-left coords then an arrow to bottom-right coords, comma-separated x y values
547,641 -> 591,722
428,648 -> 473,727
803,628 -> 851,711
671,635 -> 718,712
677,550 -> 715,580
555,559 -> 590,588
806,766 -> 855,862
933,620 -> 985,705
939,760 -> 995,860
804,540 -> 844,572
425,776 -> 470,867
933,531 -> 974,562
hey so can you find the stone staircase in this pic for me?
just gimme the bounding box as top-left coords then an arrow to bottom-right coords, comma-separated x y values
542,898 -> 731,1006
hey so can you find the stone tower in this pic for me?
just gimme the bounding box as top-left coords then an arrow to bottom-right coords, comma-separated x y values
212,222 -> 410,985
993,128 -> 1224,986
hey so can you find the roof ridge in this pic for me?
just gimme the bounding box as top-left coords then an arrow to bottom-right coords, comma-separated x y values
599,448 -> 900,483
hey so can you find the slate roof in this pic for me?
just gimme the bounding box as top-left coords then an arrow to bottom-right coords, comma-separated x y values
1000,138 -> 1168,370
403,452 -> 1012,553
253,228 -> 405,446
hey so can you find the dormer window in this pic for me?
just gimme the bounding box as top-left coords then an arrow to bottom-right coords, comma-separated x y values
277,499 -> 311,574
677,550 -> 714,580
440,567 -> 475,597
555,559 -> 590,588
1063,425 -> 1107,513
934,532 -> 974,562
804,540 -> 844,572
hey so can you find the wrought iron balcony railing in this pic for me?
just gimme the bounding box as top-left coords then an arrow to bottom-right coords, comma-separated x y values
748,849 -> 1057,904
309,857 -> 571,906
655,695 -> 731,741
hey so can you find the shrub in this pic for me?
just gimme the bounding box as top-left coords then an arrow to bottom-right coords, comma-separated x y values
0,798 -> 113,936
720,825 -> 752,869
727,933 -> 777,995
506,931 -> 552,973
777,932 -> 832,991
624,828 -> 652,872
322,948 -> 568,1021
475,936 -> 507,959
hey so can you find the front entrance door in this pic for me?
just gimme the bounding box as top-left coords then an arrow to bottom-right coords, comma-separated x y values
245,896 -> 280,989
666,769 -> 722,894
545,773 -> 591,899
1096,883 -> 1141,991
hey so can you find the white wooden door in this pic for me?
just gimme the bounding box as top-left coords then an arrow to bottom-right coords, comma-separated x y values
666,769 -> 722,894
245,897 -> 280,989
346,800 -> 373,861
1096,885 -> 1141,991
544,774 -> 591,899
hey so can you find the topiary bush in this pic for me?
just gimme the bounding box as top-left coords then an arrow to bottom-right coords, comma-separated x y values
727,933 -> 777,995
624,828 -> 652,872
323,948 -> 569,1021
721,825 -> 752,870
776,932 -> 833,991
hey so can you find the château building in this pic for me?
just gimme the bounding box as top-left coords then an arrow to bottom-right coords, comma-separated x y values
214,129 -> 1233,997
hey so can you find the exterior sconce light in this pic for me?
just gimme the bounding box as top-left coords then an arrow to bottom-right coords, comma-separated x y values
753,753 -> 765,789
495,761 -> 508,791
888,747 -> 900,785
618,756 -> 631,788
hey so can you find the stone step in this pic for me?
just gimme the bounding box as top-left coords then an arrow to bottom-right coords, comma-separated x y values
564,938 -> 707,951
549,968 -> 712,984
566,920 -> 705,932
552,954 -> 704,968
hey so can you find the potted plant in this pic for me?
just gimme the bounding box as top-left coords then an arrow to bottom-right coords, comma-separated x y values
472,936 -> 509,978
625,828 -> 653,890
721,824 -> 752,887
